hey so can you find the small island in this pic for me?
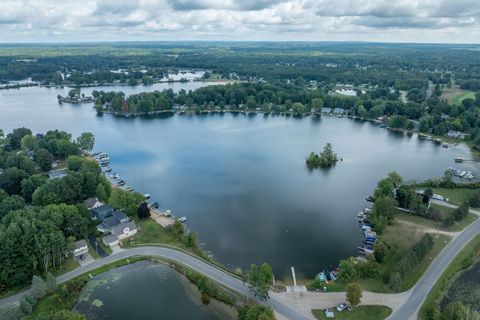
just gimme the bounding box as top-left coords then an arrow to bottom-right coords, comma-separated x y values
306,143 -> 339,168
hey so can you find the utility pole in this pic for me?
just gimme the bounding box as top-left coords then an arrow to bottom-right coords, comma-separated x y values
291,267 -> 297,286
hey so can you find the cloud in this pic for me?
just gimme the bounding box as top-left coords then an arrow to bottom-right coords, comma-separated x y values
0,0 -> 478,43
167,0 -> 285,11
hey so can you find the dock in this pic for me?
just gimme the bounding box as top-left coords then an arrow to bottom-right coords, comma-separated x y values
150,208 -> 175,227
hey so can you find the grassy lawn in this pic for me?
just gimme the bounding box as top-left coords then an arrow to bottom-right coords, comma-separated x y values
418,234 -> 480,320
396,211 -> 478,232
124,217 -> 185,247
308,220 -> 452,293
312,306 -> 392,320
440,85 -> 475,105
52,258 -> 80,277
98,240 -> 113,255
433,188 -> 478,207
88,243 -> 100,259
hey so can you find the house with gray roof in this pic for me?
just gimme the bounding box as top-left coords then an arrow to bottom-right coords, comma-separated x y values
111,221 -> 137,240
102,234 -> 119,247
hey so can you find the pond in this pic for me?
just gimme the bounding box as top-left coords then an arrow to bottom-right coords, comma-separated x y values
74,260 -> 237,320
0,84 -> 476,278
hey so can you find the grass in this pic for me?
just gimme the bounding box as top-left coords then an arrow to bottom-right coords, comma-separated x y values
88,243 -> 100,259
440,85 -> 475,105
97,240 -> 113,255
418,234 -> 480,320
52,258 -> 80,277
396,211 -> 478,232
312,305 -> 392,320
308,220 -> 452,294
433,188 -> 478,207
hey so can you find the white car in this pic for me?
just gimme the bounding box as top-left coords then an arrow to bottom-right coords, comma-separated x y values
337,303 -> 347,312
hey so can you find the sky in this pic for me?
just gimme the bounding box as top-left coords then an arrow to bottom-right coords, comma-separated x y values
0,0 -> 479,43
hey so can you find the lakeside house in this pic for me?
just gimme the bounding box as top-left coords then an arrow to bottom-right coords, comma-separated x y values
84,197 -> 103,210
92,204 -> 115,221
322,107 -> 332,114
446,130 -> 468,140
96,210 -> 130,233
111,221 -> 138,240
73,239 -> 88,258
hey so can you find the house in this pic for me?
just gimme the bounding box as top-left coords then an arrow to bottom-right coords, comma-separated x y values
113,211 -> 129,223
324,308 -> 335,318
322,108 -> 332,114
111,221 -> 137,240
97,216 -> 122,233
84,197 -> 103,210
102,234 -> 119,247
73,239 -> 88,258
92,204 -> 115,221
333,108 -> 346,115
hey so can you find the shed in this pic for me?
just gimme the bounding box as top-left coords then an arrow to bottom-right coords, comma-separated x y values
324,308 -> 335,318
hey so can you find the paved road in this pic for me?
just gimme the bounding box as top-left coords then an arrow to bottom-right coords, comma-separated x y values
388,207 -> 480,320
0,246 -> 310,320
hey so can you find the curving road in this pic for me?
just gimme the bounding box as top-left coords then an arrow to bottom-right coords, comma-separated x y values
388,207 -> 480,320
0,246 -> 310,320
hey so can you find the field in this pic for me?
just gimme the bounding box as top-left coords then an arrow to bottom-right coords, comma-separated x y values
308,219 -> 451,293
312,305 -> 392,320
396,211 -> 478,232
433,188 -> 478,207
440,85 -> 475,105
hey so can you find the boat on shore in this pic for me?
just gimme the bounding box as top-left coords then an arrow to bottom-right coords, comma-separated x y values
178,216 -> 187,223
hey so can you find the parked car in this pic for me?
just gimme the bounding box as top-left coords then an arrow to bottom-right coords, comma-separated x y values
337,303 -> 347,312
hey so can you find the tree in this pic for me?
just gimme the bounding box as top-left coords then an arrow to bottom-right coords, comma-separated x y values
311,98 -> 323,112
244,263 -> 272,301
388,272 -> 403,291
0,195 -> 26,216
35,148 -> 54,172
31,275 -> 48,299
238,304 -> 275,320
338,258 -> 358,281
95,183 -> 107,202
77,132 -> 95,152
469,191 -> 480,208
137,202 -> 151,219
46,272 -> 57,294
6,127 -> 32,150
443,301 -> 470,320
20,296 -> 33,315
186,231 -> 197,248
20,135 -> 36,151
346,283 -> 362,306
0,167 -> 29,195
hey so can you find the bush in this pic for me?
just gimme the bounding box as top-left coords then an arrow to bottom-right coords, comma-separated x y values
389,234 -> 434,290
201,293 -> 211,305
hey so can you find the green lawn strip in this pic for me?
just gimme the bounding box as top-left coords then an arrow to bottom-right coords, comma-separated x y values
395,212 -> 478,232
97,240 -> 113,255
433,188 -> 478,207
124,217 -> 242,280
52,258 -> 80,277
418,234 -> 480,320
312,305 -> 392,320
87,243 -> 100,260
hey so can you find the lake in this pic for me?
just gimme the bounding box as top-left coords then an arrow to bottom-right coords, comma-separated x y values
0,83 -> 475,279
74,260 -> 236,320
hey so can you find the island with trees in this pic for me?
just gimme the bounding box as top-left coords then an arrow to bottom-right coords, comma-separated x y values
306,143 -> 339,168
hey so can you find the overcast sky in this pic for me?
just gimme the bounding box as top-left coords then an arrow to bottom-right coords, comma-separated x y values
0,0 -> 479,43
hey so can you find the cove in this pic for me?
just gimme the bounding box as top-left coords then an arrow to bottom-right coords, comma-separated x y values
0,84 -> 476,278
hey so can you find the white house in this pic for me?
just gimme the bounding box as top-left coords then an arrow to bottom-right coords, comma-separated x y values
111,221 -> 137,240
73,239 -> 88,257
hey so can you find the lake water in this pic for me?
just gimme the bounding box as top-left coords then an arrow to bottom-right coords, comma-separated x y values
74,260 -> 236,320
0,84 -> 476,279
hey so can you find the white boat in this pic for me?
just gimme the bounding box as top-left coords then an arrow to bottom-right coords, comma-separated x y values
178,216 -> 187,223
143,193 -> 151,200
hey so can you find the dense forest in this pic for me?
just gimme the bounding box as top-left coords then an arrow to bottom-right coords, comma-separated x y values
1,42 -> 480,88
0,128 -> 109,290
